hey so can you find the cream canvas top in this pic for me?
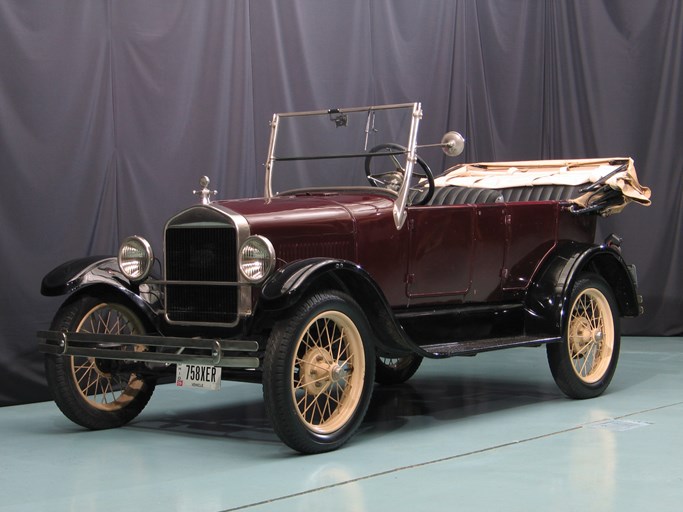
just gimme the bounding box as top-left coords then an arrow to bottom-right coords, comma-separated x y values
435,157 -> 651,214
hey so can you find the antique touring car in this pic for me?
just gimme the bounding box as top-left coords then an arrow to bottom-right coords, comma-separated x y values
38,103 -> 650,453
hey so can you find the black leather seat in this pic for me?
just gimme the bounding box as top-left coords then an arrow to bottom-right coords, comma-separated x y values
411,186 -> 504,205
500,185 -> 580,202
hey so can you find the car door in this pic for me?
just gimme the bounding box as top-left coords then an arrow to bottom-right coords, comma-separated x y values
501,203 -> 558,291
404,206 -> 475,299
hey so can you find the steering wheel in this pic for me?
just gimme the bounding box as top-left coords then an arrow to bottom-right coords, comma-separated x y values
364,143 -> 435,205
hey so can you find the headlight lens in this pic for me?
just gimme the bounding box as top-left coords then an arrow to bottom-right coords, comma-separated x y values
118,236 -> 154,282
239,236 -> 275,282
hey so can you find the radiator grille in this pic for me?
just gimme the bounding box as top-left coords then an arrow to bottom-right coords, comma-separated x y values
165,225 -> 239,324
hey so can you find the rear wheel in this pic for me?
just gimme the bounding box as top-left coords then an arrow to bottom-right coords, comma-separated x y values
375,354 -> 422,384
263,291 -> 375,453
547,274 -> 620,399
44,293 -> 156,429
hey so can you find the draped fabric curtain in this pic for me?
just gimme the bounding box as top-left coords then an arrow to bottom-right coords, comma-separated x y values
1,0 -> 681,405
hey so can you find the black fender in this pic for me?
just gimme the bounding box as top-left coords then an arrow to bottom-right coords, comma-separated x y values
259,258 -> 353,308
525,240 -> 640,338
41,256 -> 160,326
259,258 -> 418,355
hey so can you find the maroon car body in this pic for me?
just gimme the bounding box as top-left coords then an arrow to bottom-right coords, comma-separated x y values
38,103 -> 647,453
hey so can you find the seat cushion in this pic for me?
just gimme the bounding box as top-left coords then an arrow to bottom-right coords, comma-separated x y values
411,186 -> 504,205
501,185 -> 580,202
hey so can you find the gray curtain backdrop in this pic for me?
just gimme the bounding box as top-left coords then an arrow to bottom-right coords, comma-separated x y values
1,0 -> 681,406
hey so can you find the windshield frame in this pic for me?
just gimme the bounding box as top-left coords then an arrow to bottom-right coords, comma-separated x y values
264,102 -> 422,229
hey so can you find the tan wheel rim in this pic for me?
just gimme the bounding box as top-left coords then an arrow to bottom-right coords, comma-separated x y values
292,310 -> 366,435
70,303 -> 145,411
567,288 -> 614,384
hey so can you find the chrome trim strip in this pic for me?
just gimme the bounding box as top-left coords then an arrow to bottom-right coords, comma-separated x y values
38,330 -> 260,369
393,102 -> 422,230
265,113 -> 279,199
213,203 -> 253,317
274,102 -> 418,118
149,279 -> 245,287
38,330 -> 259,351
163,317 -> 243,329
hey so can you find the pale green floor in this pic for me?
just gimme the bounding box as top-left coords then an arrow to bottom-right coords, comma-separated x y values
1,337 -> 682,512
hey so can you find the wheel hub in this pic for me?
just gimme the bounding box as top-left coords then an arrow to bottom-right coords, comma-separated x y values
330,362 -> 350,384
94,358 -> 113,377
570,317 -> 594,353
299,347 -> 332,395
298,346 -> 352,395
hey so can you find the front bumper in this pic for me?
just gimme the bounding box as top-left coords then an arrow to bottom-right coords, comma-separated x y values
37,330 -> 260,369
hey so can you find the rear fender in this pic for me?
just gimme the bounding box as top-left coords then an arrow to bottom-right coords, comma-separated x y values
525,241 -> 640,337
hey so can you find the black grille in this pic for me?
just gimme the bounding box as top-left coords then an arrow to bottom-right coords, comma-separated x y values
165,225 -> 239,324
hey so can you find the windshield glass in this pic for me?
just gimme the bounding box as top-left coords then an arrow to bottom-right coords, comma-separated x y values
266,103 -> 419,195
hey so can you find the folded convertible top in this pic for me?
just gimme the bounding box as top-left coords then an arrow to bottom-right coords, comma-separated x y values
435,157 -> 651,215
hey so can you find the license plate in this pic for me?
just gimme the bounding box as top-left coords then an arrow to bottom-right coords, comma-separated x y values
176,364 -> 222,391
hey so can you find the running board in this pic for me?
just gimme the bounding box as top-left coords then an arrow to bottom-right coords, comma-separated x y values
421,335 -> 561,357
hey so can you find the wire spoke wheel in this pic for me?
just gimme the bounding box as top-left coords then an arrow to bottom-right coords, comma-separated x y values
547,273 -> 620,399
293,311 -> 365,434
263,291 -> 375,453
567,288 -> 614,384
71,303 -> 146,411
44,293 -> 156,429
375,354 -> 422,384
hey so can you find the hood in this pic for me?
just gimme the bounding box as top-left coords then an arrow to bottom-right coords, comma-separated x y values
213,192 -> 395,264
213,192 -> 393,238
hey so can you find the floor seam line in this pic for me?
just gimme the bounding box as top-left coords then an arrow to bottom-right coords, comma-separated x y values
220,425 -> 582,512
614,400 -> 683,419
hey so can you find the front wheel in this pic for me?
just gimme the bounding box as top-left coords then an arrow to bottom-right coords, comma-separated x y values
547,274 -> 620,399
263,291 -> 375,454
44,293 -> 156,429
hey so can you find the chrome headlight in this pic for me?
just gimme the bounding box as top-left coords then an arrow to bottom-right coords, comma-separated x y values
239,235 -> 275,282
118,236 -> 154,282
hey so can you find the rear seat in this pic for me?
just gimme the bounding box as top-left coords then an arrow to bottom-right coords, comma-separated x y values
410,184 -> 580,206
411,186 -> 504,205
500,184 -> 580,202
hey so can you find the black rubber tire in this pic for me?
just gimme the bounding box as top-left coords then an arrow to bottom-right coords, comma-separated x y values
547,273 -> 620,399
44,293 -> 156,429
263,291 -> 375,454
375,354 -> 423,385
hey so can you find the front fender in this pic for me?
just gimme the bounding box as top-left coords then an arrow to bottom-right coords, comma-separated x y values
42,256 -> 120,296
259,258 -> 366,310
525,240 -> 640,337
41,256 -> 160,324
259,258 -> 419,355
